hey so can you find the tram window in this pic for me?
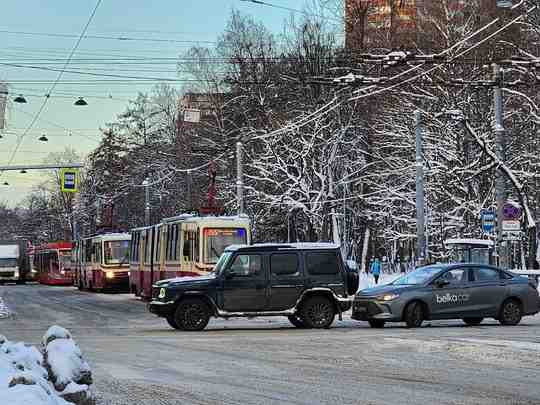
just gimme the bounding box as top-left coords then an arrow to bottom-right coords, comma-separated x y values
193,231 -> 199,262
182,232 -> 191,260
173,225 -> 179,261
155,231 -> 161,262
85,241 -> 92,262
145,231 -> 152,263
167,227 -> 174,261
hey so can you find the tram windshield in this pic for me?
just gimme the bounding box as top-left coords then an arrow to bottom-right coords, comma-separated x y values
59,250 -> 73,269
204,228 -> 247,264
104,240 -> 130,265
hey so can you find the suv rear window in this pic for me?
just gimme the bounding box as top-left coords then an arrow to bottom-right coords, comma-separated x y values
306,252 -> 339,275
271,253 -> 299,276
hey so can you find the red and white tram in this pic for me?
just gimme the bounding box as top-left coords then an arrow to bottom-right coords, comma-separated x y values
74,233 -> 131,292
33,242 -> 74,286
129,215 -> 250,299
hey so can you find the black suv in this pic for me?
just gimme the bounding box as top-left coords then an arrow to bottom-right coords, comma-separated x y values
148,243 -> 359,331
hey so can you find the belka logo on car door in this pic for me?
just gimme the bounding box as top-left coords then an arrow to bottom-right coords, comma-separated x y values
436,293 -> 470,304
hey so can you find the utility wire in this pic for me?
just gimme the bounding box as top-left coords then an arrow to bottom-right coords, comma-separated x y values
4,0 -> 103,172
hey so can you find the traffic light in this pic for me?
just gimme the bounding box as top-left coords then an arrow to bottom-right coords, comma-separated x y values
60,168 -> 79,193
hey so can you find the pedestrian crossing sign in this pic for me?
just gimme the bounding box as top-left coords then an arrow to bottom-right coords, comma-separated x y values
60,168 -> 79,193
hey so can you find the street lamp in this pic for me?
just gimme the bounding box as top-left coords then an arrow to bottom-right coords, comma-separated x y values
13,95 -> 27,103
74,97 -> 88,106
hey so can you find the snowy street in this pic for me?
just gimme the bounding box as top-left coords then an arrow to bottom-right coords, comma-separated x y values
1,283 -> 540,405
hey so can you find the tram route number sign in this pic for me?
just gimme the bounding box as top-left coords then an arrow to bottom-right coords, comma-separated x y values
480,209 -> 496,233
60,168 -> 79,193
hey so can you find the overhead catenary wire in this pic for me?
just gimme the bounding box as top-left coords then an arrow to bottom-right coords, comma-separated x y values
0,28 -> 216,45
4,0 -> 104,173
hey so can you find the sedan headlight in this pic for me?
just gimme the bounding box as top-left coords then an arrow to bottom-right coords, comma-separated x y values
158,288 -> 166,299
106,271 -> 115,279
377,293 -> 400,301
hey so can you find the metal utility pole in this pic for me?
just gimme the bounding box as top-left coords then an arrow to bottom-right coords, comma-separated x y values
236,141 -> 244,215
493,63 -> 507,267
142,178 -> 151,226
186,170 -> 193,210
415,111 -> 426,263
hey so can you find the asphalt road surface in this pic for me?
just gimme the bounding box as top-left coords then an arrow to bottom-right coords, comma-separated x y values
1,284 -> 540,405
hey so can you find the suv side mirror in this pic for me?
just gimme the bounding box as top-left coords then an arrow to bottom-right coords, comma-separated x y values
224,270 -> 234,280
435,279 -> 450,288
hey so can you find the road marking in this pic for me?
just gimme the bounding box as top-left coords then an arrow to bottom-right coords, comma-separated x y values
0,297 -> 10,319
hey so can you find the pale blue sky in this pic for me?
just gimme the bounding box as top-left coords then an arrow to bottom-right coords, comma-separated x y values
0,0 -> 312,205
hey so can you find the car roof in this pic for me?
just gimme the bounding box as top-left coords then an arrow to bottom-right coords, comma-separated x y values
225,242 -> 341,253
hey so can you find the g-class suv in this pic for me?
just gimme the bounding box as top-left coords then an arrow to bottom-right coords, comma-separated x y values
148,243 -> 359,331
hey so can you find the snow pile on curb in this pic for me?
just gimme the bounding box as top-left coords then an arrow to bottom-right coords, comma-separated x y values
0,326 -> 94,405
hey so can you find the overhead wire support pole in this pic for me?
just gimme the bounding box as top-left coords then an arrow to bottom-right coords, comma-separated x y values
142,178 -> 151,226
236,141 -> 244,216
415,111 -> 426,264
493,63 -> 507,267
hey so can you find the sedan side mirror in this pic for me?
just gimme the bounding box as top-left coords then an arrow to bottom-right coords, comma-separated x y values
224,270 -> 234,280
435,279 -> 450,288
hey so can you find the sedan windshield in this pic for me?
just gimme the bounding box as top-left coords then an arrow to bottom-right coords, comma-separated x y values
392,266 -> 443,286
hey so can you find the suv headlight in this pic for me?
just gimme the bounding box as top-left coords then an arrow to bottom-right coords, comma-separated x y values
377,293 -> 399,301
158,288 -> 166,299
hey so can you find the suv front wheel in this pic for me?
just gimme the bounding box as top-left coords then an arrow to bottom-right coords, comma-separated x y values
288,314 -> 307,328
174,298 -> 211,331
301,296 -> 335,329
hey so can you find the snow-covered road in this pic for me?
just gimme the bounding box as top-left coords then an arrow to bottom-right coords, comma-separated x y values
2,284 -> 540,405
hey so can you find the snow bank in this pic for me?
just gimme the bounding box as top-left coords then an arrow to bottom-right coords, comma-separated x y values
44,336 -> 92,392
0,327 -> 93,405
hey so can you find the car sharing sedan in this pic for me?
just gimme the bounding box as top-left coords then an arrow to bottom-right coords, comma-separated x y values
352,263 -> 540,328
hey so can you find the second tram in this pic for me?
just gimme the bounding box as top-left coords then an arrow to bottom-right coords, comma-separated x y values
74,233 -> 131,292
130,215 -> 250,299
33,242 -> 74,285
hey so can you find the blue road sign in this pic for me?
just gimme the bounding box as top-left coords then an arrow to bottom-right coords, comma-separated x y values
481,209 -> 496,233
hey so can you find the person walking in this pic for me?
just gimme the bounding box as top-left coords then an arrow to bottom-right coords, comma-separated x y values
370,258 -> 381,284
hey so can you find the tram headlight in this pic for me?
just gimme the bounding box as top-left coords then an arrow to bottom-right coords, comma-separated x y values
106,271 -> 115,279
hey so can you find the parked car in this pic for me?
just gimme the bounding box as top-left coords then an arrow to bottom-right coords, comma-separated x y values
352,263 -> 540,328
148,243 -> 359,331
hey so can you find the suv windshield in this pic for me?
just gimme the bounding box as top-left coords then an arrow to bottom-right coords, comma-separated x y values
104,241 -> 130,265
213,251 -> 232,274
392,266 -> 442,286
